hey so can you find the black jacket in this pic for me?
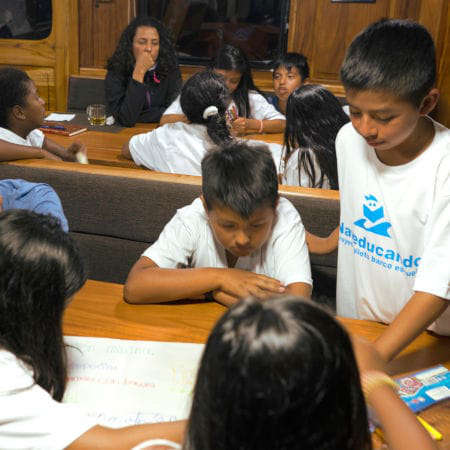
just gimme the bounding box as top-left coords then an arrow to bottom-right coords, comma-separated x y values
105,68 -> 182,127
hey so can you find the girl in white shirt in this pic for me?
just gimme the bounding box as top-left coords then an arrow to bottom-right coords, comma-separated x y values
122,70 -> 283,175
160,44 -> 285,135
282,84 -> 349,189
181,296 -> 436,450
0,210 -> 183,449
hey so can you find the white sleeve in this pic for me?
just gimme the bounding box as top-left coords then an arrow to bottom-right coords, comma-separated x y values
28,129 -> 45,148
142,210 -> 196,268
0,353 -> 96,450
271,200 -> 312,286
414,155 -> 450,300
162,96 -> 183,115
249,92 -> 285,121
129,130 -> 161,170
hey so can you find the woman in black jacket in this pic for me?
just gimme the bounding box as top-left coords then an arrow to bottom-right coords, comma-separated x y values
105,16 -> 181,127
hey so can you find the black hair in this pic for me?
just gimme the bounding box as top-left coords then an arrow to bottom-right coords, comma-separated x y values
272,52 -> 310,81
184,296 -> 371,450
201,141 -> 278,218
340,18 -> 436,107
209,44 -> 262,118
180,70 -> 233,146
0,67 -> 32,128
0,210 -> 86,401
284,85 -> 349,189
106,16 -> 179,81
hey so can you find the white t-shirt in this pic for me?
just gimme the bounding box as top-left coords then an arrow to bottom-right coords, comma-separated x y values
281,148 -> 331,189
143,197 -> 312,287
129,121 -> 283,176
163,91 -> 285,121
0,349 -> 97,449
336,120 -> 450,334
0,127 -> 45,147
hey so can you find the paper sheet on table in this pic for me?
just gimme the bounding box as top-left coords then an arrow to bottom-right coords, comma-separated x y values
45,113 -> 76,121
63,336 -> 204,427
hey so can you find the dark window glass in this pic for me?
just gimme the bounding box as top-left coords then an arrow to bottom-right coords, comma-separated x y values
138,0 -> 289,68
0,0 -> 52,40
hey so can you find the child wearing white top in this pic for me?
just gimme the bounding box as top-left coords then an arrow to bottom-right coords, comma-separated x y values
124,141 -> 312,306
160,44 -> 285,135
281,84 -> 349,189
0,210 -> 184,448
307,19 -> 450,362
122,70 -> 283,175
0,67 -> 86,162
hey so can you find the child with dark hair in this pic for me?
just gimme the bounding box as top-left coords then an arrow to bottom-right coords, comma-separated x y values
0,210 -> 185,447
282,84 -> 349,189
122,70 -> 283,175
180,296 -> 436,450
268,52 -> 309,115
105,16 -> 182,127
308,19 -> 450,361
124,142 -> 312,306
160,44 -> 285,134
0,67 -> 86,162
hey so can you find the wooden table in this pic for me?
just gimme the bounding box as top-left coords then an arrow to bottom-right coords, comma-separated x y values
46,123 -> 284,169
64,280 -> 450,448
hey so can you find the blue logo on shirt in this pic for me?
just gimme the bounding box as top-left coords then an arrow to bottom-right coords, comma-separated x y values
354,194 -> 392,238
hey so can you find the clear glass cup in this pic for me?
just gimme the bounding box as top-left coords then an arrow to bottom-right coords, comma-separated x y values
86,104 -> 106,126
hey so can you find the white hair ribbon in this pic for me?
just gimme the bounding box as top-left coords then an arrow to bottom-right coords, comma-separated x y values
202,105 -> 219,120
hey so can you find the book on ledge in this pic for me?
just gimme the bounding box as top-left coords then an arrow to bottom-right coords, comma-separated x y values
39,121 -> 87,137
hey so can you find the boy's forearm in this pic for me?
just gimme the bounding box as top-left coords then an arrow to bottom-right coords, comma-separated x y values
374,292 -> 448,361
0,139 -> 44,161
285,282 -> 312,299
124,266 -> 224,304
43,137 -> 71,160
306,227 -> 339,254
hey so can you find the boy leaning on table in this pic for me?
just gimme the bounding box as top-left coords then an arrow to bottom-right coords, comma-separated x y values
124,141 -> 312,307
307,19 -> 450,362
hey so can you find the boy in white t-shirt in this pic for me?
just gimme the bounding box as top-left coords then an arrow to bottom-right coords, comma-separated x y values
307,19 -> 449,361
0,67 -> 86,162
124,141 -> 312,306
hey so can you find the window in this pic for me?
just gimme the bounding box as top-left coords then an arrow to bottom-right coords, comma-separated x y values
0,0 -> 52,40
138,0 -> 290,68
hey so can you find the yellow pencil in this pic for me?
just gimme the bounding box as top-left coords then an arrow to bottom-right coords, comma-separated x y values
374,417 -> 443,442
417,416 -> 443,441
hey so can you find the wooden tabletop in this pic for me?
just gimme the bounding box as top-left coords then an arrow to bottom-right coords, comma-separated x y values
64,280 -> 450,448
46,122 -> 284,169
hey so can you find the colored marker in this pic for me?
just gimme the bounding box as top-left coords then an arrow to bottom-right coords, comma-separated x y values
41,124 -> 66,130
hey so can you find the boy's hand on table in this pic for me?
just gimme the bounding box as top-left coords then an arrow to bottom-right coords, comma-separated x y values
66,141 -> 87,162
211,290 -> 240,307
218,268 -> 286,300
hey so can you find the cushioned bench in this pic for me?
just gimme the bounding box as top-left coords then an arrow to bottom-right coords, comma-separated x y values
0,160 -> 339,303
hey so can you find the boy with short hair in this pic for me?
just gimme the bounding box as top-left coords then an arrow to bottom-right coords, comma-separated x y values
268,53 -> 309,115
124,141 -> 312,306
308,19 -> 449,361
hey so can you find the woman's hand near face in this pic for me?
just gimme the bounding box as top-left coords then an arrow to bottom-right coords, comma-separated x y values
133,51 -> 155,83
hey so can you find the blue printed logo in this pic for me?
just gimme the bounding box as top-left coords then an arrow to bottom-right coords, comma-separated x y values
354,194 -> 392,238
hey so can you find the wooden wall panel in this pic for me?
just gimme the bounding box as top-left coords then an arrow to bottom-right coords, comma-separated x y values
287,0 -> 449,124
0,0 -> 78,111
79,0 -> 136,68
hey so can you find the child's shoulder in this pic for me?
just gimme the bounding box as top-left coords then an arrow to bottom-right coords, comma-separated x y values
173,197 -> 208,224
0,127 -> 44,147
273,197 -> 303,231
